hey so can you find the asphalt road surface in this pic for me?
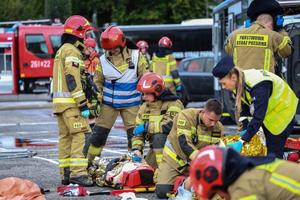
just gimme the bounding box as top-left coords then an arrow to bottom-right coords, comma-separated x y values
0,101 -> 237,200
0,106 -> 159,200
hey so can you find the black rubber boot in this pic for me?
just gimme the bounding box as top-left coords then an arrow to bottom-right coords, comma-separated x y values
82,132 -> 92,157
61,167 -> 70,185
126,128 -> 134,150
69,175 -> 93,187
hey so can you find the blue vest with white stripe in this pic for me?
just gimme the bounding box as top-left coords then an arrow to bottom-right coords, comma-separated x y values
100,49 -> 141,108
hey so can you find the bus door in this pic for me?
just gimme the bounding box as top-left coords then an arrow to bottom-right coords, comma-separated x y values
286,23 -> 300,127
0,43 -> 14,94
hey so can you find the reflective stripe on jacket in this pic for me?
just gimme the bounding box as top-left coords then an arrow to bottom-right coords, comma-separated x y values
100,49 -> 141,108
52,43 -> 87,113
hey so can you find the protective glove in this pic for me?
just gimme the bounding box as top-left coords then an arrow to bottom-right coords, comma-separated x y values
133,124 -> 145,136
227,139 -> 244,153
89,100 -> 101,117
275,15 -> 284,30
81,109 -> 90,118
239,129 -> 247,137
131,150 -> 142,162
170,180 -> 193,200
176,85 -> 182,92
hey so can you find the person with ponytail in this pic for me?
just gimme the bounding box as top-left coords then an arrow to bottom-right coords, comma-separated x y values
212,56 -> 298,158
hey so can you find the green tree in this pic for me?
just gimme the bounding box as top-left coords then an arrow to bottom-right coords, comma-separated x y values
76,0 -> 222,26
45,0 -> 72,22
0,0 -> 222,26
0,0 -> 43,21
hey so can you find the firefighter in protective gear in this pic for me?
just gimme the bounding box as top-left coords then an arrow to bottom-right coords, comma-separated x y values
82,38 -> 101,120
136,40 -> 151,65
52,15 -> 93,186
213,56 -> 298,158
131,72 -> 184,169
86,25 -> 149,164
84,38 -> 99,76
224,0 -> 292,75
155,99 -> 224,198
151,36 -> 181,95
190,145 -> 300,200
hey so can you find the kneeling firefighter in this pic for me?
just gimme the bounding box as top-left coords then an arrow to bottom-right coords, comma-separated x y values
190,145 -> 300,200
131,72 -> 184,169
155,99 -> 224,198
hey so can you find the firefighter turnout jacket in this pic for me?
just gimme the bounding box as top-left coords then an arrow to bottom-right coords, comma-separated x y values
52,42 -> 91,181
151,54 -> 180,94
163,108 -> 224,172
131,91 -> 184,168
224,22 -> 292,73
84,51 -> 100,75
228,159 -> 300,199
53,43 -> 88,113
94,47 -> 149,108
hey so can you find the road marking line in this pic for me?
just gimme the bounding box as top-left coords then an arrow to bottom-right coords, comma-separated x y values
0,122 -> 57,127
102,148 -> 125,155
0,124 -> 16,127
33,156 -> 59,165
16,131 -> 57,135
20,122 -> 57,126
108,135 -> 127,140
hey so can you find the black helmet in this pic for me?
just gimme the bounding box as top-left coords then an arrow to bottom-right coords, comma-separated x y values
247,0 -> 284,22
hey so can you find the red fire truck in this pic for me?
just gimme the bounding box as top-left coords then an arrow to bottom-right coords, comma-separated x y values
0,19 -> 100,95
0,19 -> 64,94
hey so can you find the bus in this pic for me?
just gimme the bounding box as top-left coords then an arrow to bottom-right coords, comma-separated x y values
212,0 -> 300,129
116,18 -> 213,61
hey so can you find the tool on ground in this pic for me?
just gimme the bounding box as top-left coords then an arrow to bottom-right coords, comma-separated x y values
0,148 -> 37,159
57,184 -> 155,197
0,136 -> 56,148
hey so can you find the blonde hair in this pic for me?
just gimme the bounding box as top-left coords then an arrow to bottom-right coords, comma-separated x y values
226,67 -> 244,123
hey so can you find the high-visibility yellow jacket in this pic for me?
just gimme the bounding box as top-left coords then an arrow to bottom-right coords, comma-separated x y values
52,43 -> 88,113
151,54 -> 180,94
243,69 -> 298,135
225,22 -> 292,73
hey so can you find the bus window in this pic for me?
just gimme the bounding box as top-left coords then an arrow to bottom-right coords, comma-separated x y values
50,35 -> 61,54
25,34 -> 49,57
118,23 -> 212,60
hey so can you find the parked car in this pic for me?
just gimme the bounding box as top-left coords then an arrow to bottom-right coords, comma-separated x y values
178,56 -> 215,102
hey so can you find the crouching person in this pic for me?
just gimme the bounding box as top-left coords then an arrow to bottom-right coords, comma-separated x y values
131,72 -> 184,169
190,145 -> 300,200
155,99 -> 224,198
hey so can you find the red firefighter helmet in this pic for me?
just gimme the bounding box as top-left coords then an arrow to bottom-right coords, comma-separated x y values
190,145 -> 225,200
64,15 -> 91,39
100,25 -> 126,49
137,72 -> 165,96
158,36 -> 172,48
84,38 -> 96,48
136,40 -> 149,50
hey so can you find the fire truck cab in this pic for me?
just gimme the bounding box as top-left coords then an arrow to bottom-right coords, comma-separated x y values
0,20 -> 63,95
18,24 -> 63,93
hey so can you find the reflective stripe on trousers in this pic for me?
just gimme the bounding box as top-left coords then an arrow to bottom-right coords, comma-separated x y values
163,139 -> 186,167
59,158 -> 88,168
